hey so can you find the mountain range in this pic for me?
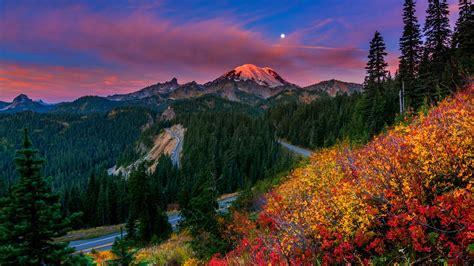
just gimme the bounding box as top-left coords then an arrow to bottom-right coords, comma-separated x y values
0,64 -> 362,114
0,94 -> 54,113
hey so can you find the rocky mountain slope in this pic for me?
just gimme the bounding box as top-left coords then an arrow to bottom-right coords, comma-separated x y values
0,64 -> 362,113
107,78 -> 179,101
0,94 -> 54,113
304,79 -> 362,96
108,124 -> 185,177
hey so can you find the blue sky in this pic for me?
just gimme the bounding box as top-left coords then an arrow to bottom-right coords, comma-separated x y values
0,0 -> 460,102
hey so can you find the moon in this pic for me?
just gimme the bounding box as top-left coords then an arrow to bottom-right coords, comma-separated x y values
280,33 -> 286,39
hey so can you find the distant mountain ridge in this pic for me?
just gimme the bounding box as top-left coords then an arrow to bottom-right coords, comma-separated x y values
0,94 -> 54,113
304,79 -> 363,96
1,64 -> 362,113
107,78 -> 180,101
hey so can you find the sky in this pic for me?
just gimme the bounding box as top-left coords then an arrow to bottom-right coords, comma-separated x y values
0,0 -> 460,102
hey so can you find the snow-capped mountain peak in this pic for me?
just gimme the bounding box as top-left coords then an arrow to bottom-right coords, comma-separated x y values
221,64 -> 287,87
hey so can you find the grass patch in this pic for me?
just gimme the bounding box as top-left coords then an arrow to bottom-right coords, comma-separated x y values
55,224 -> 125,242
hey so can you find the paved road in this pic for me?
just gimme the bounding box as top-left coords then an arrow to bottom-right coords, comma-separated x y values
165,126 -> 184,168
71,232 -> 127,253
70,195 -> 238,253
279,140 -> 314,157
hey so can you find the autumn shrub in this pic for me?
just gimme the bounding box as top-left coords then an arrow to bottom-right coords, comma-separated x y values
88,250 -> 117,266
133,231 -> 199,265
210,86 -> 474,265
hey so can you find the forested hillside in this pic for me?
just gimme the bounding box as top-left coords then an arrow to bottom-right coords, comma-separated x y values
212,84 -> 473,265
0,101 -> 295,230
265,84 -> 398,149
0,108 -> 155,196
179,112 -> 293,194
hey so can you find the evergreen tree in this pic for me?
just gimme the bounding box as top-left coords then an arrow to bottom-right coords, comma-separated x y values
97,180 -> 111,225
452,0 -> 474,77
125,215 -> 138,241
127,165 -> 171,243
111,229 -> 135,266
179,169 -> 226,259
424,0 -> 451,56
363,31 -> 389,135
421,0 -> 452,101
399,0 -> 423,108
0,129 -> 78,265
84,174 -> 98,226
452,0 -> 473,49
365,31 -> 389,87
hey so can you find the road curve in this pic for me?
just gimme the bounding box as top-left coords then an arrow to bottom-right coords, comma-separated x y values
164,126 -> 184,168
279,140 -> 314,158
70,195 -> 238,253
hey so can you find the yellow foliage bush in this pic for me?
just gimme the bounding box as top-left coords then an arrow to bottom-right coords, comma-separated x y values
133,231 -> 199,265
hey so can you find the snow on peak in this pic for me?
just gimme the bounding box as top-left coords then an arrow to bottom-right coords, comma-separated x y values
222,64 -> 287,87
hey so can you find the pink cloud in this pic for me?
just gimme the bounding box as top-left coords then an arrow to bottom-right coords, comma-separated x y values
0,61 -> 156,102
0,6 -> 370,101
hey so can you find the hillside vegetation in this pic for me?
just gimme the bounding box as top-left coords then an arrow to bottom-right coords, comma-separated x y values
211,85 -> 473,264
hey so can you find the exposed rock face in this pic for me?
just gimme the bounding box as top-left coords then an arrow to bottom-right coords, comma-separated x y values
160,106 -> 176,121
168,81 -> 206,99
108,124 -> 185,177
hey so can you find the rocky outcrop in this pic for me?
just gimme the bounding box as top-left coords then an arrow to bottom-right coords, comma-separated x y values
108,124 -> 185,177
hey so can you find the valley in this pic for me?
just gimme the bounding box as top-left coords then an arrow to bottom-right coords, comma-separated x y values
69,140 -> 312,254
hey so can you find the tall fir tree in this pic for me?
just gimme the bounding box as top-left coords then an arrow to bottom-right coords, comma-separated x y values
424,0 -> 451,57
0,129 -> 78,265
452,0 -> 473,49
452,0 -> 474,77
179,167 -> 226,259
127,165 -> 171,243
365,31 -> 389,87
421,0 -> 452,102
363,31 -> 389,135
399,0 -> 423,108
111,229 -> 136,266
84,173 -> 98,226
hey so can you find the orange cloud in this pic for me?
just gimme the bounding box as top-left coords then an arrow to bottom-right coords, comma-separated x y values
0,61 -> 153,102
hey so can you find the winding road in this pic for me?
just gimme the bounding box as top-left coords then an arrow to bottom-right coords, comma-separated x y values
279,140 -> 314,158
164,125 -> 184,168
70,195 -> 238,253
71,141 -> 312,253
